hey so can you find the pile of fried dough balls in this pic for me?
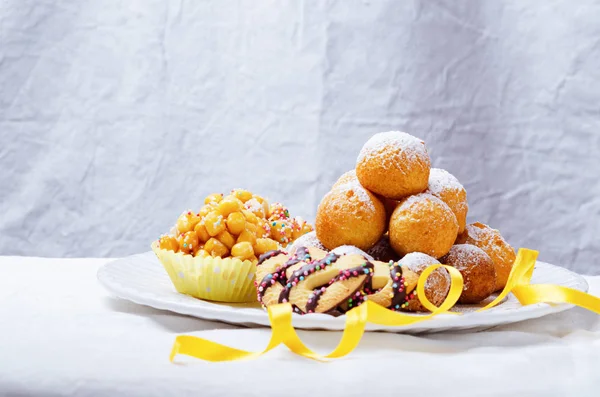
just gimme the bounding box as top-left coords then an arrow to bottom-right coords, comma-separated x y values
314,131 -> 516,304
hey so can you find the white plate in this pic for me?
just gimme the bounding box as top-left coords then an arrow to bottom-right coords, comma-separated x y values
98,251 -> 588,333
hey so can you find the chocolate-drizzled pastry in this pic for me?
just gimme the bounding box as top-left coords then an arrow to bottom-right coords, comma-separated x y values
362,260 -> 419,311
255,245 -> 445,315
255,246 -> 323,307
281,253 -> 374,314
255,246 -> 375,314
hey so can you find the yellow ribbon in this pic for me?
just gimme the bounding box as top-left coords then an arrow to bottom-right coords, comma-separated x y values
170,248 -> 599,362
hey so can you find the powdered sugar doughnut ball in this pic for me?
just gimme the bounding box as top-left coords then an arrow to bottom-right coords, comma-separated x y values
456,222 -> 516,291
389,193 -> 458,258
441,244 -> 496,304
399,253 -> 450,312
425,168 -> 468,233
316,181 -> 386,251
289,231 -> 326,252
335,169 -> 397,225
332,169 -> 357,189
356,131 -> 431,199
331,245 -> 374,261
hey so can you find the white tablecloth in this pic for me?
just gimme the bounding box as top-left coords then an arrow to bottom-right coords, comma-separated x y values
1,256 -> 600,397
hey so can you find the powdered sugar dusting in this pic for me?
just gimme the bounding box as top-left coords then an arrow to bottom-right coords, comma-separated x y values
444,244 -> 489,269
399,252 -> 441,270
427,168 -> 464,196
398,193 -> 456,230
332,180 -> 376,212
465,223 -> 504,245
462,222 -> 511,262
338,169 -> 356,181
401,193 -> 439,208
357,131 -> 427,165
332,169 -> 358,189
331,245 -> 374,261
441,244 -> 493,292
289,231 -> 326,251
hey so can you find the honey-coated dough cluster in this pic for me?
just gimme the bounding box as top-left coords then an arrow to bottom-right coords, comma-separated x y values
312,131 -> 516,308
158,189 -> 313,264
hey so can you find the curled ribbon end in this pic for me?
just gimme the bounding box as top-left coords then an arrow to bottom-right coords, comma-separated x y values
169,339 -> 181,362
517,247 -> 539,260
515,248 -> 539,284
416,264 -> 464,314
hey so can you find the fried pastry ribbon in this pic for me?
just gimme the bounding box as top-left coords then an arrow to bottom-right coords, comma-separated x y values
170,248 -> 600,362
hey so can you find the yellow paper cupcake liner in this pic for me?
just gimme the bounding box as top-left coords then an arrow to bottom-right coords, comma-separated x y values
151,242 -> 257,303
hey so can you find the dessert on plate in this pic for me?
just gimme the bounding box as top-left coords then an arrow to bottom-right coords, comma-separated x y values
152,131 -> 516,315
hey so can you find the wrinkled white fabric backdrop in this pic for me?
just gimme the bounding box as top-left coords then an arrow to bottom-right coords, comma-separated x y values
1,1 -> 599,273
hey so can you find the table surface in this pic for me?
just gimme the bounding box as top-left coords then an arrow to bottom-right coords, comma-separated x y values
1,256 -> 600,397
